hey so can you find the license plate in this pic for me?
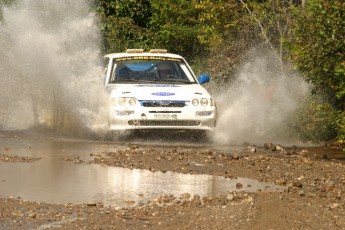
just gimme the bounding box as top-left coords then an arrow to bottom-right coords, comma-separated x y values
153,114 -> 178,119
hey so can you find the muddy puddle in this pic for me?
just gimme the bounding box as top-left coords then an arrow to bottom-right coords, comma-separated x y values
0,136 -> 285,207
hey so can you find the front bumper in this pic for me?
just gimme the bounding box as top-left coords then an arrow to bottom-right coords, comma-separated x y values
108,106 -> 216,131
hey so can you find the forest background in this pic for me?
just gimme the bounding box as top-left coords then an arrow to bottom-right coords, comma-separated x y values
0,0 -> 344,145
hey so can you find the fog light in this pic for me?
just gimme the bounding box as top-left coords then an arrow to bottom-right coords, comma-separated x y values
196,111 -> 213,116
115,110 -> 134,116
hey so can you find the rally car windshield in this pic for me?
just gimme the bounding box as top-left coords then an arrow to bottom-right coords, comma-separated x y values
108,57 -> 196,84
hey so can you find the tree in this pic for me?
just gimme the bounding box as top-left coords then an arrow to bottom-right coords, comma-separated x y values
288,0 -> 345,110
149,0 -> 204,59
239,0 -> 298,75
193,0 -> 261,84
93,0 -> 152,53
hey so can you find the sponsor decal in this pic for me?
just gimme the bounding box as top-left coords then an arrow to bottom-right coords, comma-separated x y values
116,56 -> 181,62
151,92 -> 175,96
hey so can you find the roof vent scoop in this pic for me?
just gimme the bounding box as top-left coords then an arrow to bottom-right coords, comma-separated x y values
149,49 -> 167,53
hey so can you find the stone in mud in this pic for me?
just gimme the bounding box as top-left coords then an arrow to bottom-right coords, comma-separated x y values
299,149 -> 309,156
180,193 -> 191,201
293,181 -> 303,188
276,144 -> 284,151
158,194 -> 171,203
225,153 -> 234,160
236,183 -> 243,189
269,143 -> 276,151
86,203 -> 97,206
232,153 -> 240,160
248,145 -> 256,153
275,179 -> 287,186
298,190 -> 306,196
227,194 -> 234,201
192,194 -> 201,204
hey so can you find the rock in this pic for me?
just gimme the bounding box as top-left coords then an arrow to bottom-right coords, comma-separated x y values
87,203 -> 97,206
158,194 -> 171,203
293,181 -> 303,188
225,153 -> 234,160
236,183 -> 243,189
203,196 -> 213,202
180,193 -> 191,201
276,144 -> 284,151
192,194 -> 201,204
299,149 -> 309,156
269,143 -> 276,151
276,179 -> 287,186
248,145 -> 256,153
227,194 -> 234,201
28,212 -> 37,218
232,153 -> 240,160
298,190 -> 306,196
281,150 -> 288,155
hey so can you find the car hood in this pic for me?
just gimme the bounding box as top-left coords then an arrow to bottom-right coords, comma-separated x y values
107,83 -> 211,100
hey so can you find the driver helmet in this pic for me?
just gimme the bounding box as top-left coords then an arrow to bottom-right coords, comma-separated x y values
157,62 -> 172,78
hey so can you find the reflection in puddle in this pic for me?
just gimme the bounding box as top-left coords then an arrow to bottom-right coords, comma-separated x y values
0,137 -> 285,207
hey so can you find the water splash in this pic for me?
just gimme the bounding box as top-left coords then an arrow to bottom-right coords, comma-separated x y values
213,49 -> 309,145
0,0 -> 108,136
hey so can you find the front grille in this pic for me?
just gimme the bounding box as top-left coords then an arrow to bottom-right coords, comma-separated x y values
128,120 -> 201,127
140,100 -> 187,108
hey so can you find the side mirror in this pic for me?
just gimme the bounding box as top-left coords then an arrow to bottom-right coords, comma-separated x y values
198,75 -> 210,84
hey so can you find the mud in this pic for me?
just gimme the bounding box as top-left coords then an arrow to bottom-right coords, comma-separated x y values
0,130 -> 345,229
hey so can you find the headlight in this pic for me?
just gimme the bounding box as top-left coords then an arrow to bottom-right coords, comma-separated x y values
118,98 -> 127,106
191,98 -> 213,106
200,98 -> 208,106
128,98 -> 136,106
191,99 -> 199,106
112,97 -> 137,106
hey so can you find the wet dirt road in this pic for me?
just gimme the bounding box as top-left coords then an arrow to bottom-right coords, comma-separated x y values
1,130 -> 345,229
0,131 -> 284,207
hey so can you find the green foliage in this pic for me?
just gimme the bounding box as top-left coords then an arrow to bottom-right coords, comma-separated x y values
335,111 -> 345,143
194,0 -> 235,45
288,0 -> 345,110
293,99 -> 338,142
149,0 -> 204,59
193,0 -> 259,85
93,0 -> 152,53
94,0 -> 151,27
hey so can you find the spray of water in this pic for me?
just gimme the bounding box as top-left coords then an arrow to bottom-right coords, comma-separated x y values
213,49 -> 309,145
0,0 -> 108,136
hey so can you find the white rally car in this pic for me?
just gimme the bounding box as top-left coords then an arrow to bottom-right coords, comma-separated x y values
103,49 -> 216,135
